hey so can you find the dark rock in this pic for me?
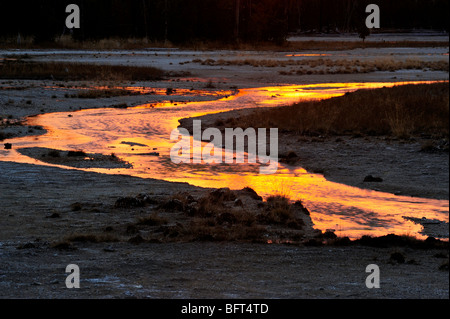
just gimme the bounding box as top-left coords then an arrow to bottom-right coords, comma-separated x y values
363,175 -> 383,183
294,200 -> 310,215
241,187 -> 263,201
4,143 -> 12,150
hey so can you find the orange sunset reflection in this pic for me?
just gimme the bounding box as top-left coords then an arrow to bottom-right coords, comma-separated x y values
1,81 -> 448,240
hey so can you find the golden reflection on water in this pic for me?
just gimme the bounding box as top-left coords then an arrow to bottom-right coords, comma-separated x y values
1,81 -> 448,239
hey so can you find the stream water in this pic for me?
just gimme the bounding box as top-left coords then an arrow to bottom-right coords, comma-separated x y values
1,81 -> 448,239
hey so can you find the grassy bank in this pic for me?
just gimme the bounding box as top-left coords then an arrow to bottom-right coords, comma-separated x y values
1,35 -> 448,51
234,82 -> 449,139
192,57 -> 449,75
0,60 -> 165,81
193,57 -> 449,72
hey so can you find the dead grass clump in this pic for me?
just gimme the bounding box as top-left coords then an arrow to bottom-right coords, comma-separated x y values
144,188 -> 311,243
259,195 -> 304,229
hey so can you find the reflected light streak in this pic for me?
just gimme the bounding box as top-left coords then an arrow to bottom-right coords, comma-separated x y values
1,81 -> 448,240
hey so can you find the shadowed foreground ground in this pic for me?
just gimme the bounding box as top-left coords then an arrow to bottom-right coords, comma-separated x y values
0,161 -> 448,299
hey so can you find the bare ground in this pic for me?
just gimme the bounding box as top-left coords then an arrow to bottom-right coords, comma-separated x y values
2,161 -> 447,299
0,45 -> 449,299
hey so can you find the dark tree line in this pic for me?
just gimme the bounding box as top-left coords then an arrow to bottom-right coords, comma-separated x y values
0,0 -> 448,44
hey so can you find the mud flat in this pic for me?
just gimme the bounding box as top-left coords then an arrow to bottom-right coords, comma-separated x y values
0,163 -> 448,299
1,42 -> 449,299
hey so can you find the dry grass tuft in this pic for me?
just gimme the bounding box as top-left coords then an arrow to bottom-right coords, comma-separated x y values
0,60 -> 164,81
75,88 -> 142,99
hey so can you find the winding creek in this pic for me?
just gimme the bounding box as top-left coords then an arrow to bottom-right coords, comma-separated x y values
1,81 -> 448,239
